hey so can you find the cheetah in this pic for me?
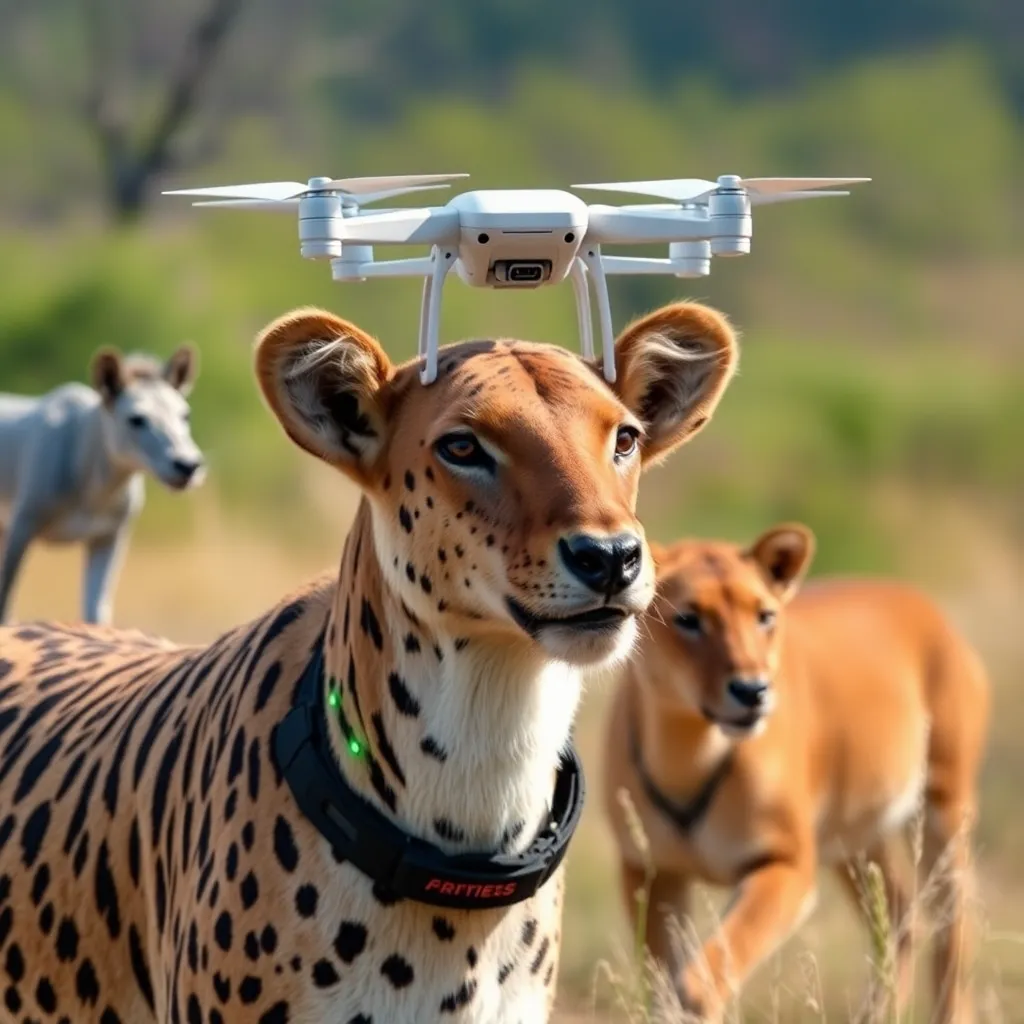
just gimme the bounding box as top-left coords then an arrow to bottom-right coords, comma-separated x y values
0,301 -> 738,1023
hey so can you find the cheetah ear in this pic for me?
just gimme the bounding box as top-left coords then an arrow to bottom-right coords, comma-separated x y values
611,301 -> 739,468
91,347 -> 126,405
254,307 -> 395,485
745,522 -> 816,601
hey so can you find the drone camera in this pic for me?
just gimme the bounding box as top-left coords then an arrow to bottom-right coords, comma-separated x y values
492,260 -> 552,286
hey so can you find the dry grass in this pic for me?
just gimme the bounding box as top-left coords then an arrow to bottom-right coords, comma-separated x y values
5,499 -> 1022,1023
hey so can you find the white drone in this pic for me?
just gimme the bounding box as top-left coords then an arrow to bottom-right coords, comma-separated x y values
164,171 -> 869,384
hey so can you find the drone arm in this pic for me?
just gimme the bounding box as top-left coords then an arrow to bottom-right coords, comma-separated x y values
339,208 -> 460,246
333,257 -> 436,281
584,206 -> 712,246
600,256 -> 681,275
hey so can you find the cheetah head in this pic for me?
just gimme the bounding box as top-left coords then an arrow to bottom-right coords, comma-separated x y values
255,303 -> 738,668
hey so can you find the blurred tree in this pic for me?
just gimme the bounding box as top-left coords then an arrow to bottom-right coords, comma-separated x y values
80,0 -> 244,221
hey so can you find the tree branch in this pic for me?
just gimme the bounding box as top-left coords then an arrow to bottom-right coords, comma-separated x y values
135,0 -> 244,187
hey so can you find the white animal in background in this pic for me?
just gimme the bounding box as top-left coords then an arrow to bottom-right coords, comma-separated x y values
0,345 -> 205,625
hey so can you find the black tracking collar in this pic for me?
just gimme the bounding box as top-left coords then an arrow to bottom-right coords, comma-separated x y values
627,690 -> 733,834
275,644 -> 586,911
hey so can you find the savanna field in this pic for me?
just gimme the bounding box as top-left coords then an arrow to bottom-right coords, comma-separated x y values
2,10 -> 1023,1017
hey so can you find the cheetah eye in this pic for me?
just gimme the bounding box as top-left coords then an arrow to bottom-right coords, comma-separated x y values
127,414 -> 147,429
757,608 -> 777,629
674,611 -> 702,637
614,426 -> 639,461
434,432 -> 496,474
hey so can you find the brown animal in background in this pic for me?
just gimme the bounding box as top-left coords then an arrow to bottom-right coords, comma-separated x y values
603,522 -> 990,1023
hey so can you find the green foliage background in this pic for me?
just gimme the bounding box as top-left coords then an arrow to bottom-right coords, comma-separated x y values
0,34 -> 1021,580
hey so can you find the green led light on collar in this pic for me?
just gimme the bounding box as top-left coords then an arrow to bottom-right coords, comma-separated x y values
326,685 -> 364,758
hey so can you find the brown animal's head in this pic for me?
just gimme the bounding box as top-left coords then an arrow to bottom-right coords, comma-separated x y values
644,523 -> 816,735
255,302 -> 738,667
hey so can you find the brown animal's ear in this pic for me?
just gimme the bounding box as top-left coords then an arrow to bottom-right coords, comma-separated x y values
746,522 -> 816,601
164,343 -> 199,396
612,301 -> 739,468
90,348 -> 126,404
254,307 -> 394,485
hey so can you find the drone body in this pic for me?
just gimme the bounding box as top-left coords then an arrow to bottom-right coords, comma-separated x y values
164,172 -> 869,384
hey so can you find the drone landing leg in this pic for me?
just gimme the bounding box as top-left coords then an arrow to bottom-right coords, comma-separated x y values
570,258 -> 595,362
581,246 -> 616,385
419,246 -> 456,385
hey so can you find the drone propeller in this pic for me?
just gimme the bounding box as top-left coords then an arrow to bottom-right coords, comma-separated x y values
189,184 -> 455,210
163,173 -> 470,205
574,176 -> 870,204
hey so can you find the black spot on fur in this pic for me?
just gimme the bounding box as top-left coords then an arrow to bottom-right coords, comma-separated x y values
530,936 -> 550,974
497,961 -> 515,984
239,976 -> 263,1004
242,821 -> 255,851
55,917 -> 78,961
295,884 -> 318,918
467,947 -> 478,967
405,562 -> 416,583
214,911 -> 233,951
313,958 -> 340,987
128,818 -> 141,886
419,574 -> 433,594
381,953 -> 414,989
432,916 -> 456,941
247,737 -> 261,801
187,995 -> 203,1024
226,843 -> 239,882
94,840 -> 121,939
370,713 -> 406,787
13,734 -> 61,804
213,972 -> 231,1002
420,736 -> 448,763
522,918 -> 537,946
360,600 -> 384,651
244,932 -> 259,961
259,1001 -> 289,1023
388,673 -> 420,717
31,863 -> 49,905
254,661 -> 283,714
334,921 -> 368,963
274,816 -> 299,872
35,975 -> 57,1013
404,470 -> 416,491
398,506 -> 413,533
240,872 -> 258,909
440,979 -> 478,1013
76,958 -> 99,1005
433,817 -> 465,843
5,943 -> 24,980
20,800 -> 51,868
404,633 -> 420,654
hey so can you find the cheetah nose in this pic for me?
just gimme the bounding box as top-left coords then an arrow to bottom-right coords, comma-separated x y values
559,533 -> 643,595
